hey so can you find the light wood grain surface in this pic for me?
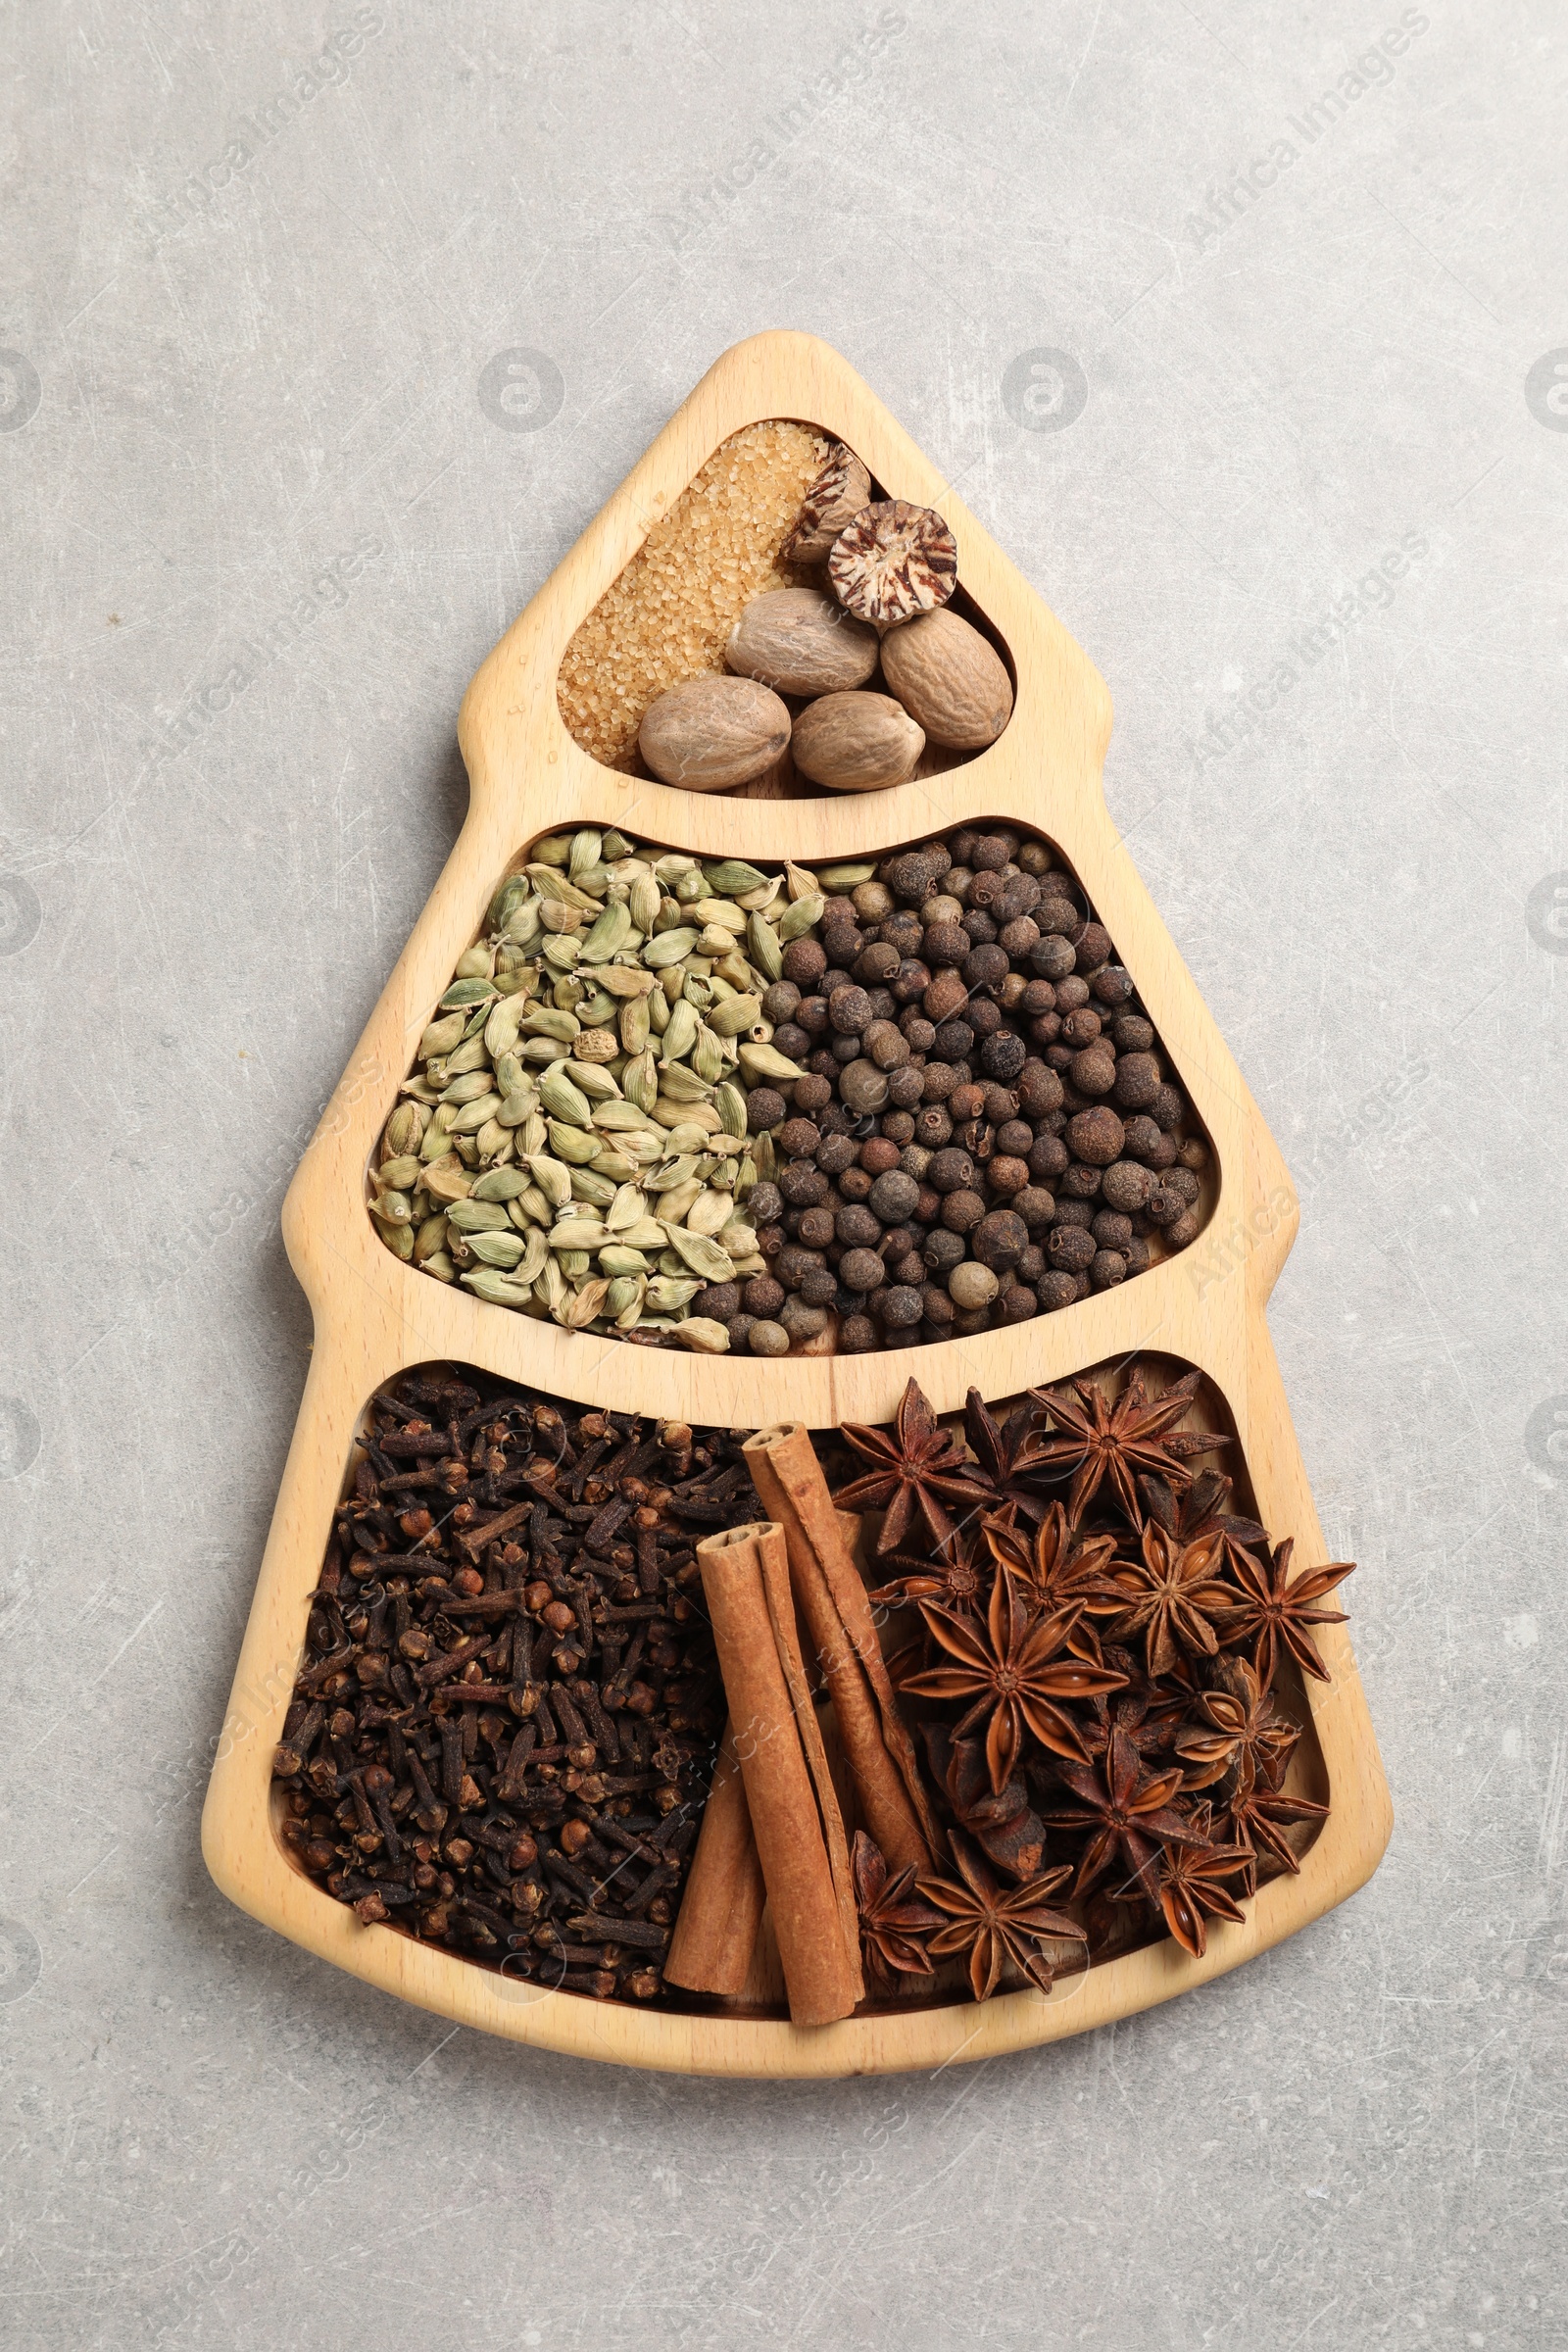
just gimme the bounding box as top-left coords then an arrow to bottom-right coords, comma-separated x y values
201,329 -> 1392,2078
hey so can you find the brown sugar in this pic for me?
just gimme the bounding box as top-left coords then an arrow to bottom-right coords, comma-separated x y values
557,418 -> 829,771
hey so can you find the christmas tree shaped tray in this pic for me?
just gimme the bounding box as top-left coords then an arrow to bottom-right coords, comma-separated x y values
202,332 -> 1391,2078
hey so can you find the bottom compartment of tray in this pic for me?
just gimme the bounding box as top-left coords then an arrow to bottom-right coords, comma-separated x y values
204,1338 -> 1390,2076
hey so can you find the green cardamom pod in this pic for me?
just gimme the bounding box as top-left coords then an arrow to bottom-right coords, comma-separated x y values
662,1225 -> 736,1283
604,1274 -> 643,1322
488,871 -> 533,931
673,1316 -> 730,1353
623,1049 -> 658,1113
564,1058 -> 621,1102
568,1166 -> 616,1208
618,995 -> 650,1055
629,876 -> 662,936
448,1093 -> 505,1134
368,1189 -> 413,1228
413,1213 -> 450,1263
525,1153 -> 571,1207
737,1041 -> 803,1083
714,1082 -> 748,1140
567,828 -> 603,880
815,861 -> 878,889
602,830 -> 632,861
455,945 -> 495,981
381,1102 -> 428,1159
416,1009 -> 467,1062
703,859 -> 768,897
438,977 -> 498,1010
503,900 -> 543,950
484,997 -> 525,1059
707,993 -> 760,1038
777,894 -> 824,943
691,1025 -> 725,1085
747,913 -> 783,982
661,1000 -> 699,1062
471,1165 -> 531,1201
376,1153 -> 422,1193
548,1119 -> 602,1165
645,1276 -> 702,1313
466,1229 -> 527,1270
578,901 -> 631,963
598,1245 -> 649,1279
643,926 -> 701,968
447,1199 -> 513,1233
538,1072 -> 592,1126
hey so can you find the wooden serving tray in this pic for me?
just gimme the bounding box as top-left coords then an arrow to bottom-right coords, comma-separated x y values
202,331 -> 1392,2078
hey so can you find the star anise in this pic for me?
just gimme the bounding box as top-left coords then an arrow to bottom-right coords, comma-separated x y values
1042,1725 -> 1205,1902
1152,1805 -> 1252,1957
982,1501 -> 1120,1630
1219,1537 -> 1352,1686
852,1831 -> 946,1985
1221,1757 -> 1329,1887
1023,1368 -> 1227,1527
1140,1467 -> 1268,1582
1174,1654 -> 1299,1792
917,1832 -> 1085,2000
923,1723 -> 1048,1880
962,1388 -> 1054,1522
1079,1677 -> 1180,1773
834,1379 -> 995,1556
902,1576 -> 1126,1791
868,1521 -> 993,1614
1102,1521 -> 1238,1678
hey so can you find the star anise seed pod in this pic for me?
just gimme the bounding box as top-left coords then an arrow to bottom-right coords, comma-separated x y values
1219,1537 -> 1352,1687
868,1522 -> 993,1615
852,1831 -> 947,1985
1022,1369 -> 1227,1527
834,1379 -> 996,1557
1174,1654 -> 1299,1792
1102,1521 -> 1238,1679
1221,1757 -> 1329,1886
1043,1726 -> 1207,1903
982,1501 -> 1120,1629
1139,1468 -> 1269,1582
918,1832 -> 1085,2001
962,1389 -> 1054,1523
1153,1824 -> 1252,1957
902,1576 -> 1127,1792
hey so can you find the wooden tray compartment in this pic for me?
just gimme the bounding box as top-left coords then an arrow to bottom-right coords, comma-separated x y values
364,805 -> 1219,1354
203,331 -> 1391,2077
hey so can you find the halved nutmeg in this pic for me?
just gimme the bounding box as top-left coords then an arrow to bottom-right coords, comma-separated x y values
638,675 -> 791,791
780,442 -> 873,564
879,609 -> 1013,750
789,690 -> 924,793
828,500 -> 957,628
725,587 -> 880,698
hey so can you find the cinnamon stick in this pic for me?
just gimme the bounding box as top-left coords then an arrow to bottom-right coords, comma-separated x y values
694,1522 -> 862,2025
662,1720 -> 765,1997
743,1423 -> 939,1874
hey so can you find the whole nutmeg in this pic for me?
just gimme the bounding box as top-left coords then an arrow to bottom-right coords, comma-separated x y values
879,609 -> 1014,749
725,587 -> 879,697
638,675 -> 790,791
828,500 -> 958,627
783,444 -> 875,563
791,691 -> 926,793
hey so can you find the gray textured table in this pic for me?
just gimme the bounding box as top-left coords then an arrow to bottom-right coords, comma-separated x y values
4,4 -> 1564,2345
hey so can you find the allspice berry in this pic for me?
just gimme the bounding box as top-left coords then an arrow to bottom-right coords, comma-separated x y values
949,1260 -> 1000,1311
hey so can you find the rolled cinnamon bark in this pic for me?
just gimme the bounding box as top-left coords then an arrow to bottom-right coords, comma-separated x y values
695,1522 -> 862,2026
663,1720 -> 765,1997
743,1423 -> 938,1874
